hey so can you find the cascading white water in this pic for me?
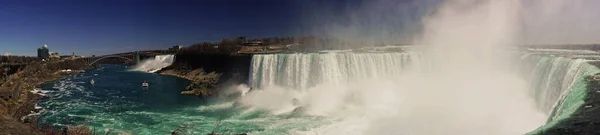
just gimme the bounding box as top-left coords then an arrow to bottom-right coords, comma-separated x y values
521,54 -> 600,133
243,51 -> 600,135
250,52 -> 421,90
239,0 -> 600,133
131,55 -> 175,73
242,51 -> 550,135
525,56 -> 585,113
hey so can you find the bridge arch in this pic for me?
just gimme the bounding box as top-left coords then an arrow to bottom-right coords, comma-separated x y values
89,56 -> 134,65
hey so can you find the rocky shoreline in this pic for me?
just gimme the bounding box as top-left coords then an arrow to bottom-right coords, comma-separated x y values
158,68 -> 221,96
0,59 -> 89,134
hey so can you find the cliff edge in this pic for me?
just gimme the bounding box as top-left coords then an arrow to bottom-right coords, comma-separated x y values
157,52 -> 251,97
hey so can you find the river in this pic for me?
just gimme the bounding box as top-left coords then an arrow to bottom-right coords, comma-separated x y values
36,64 -> 321,134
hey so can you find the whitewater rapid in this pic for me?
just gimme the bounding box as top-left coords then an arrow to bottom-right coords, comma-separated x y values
131,55 -> 175,73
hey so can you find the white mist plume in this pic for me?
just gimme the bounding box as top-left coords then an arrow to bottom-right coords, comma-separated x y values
520,0 -> 600,44
302,0 -> 439,47
239,0 -> 599,134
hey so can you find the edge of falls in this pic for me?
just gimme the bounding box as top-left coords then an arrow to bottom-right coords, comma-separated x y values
524,54 -> 600,134
131,54 -> 175,73
248,52 -> 600,134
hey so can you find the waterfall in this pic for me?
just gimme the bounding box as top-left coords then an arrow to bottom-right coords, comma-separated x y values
131,55 -> 175,73
246,51 -> 600,134
522,54 -> 600,131
250,52 -> 421,90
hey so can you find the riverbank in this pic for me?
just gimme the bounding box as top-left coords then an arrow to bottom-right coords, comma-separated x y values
0,59 -> 89,134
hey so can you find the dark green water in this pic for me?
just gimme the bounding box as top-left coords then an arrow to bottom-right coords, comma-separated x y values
36,65 -> 324,134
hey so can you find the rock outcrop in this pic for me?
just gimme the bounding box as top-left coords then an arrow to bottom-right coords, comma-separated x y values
157,52 -> 251,97
160,68 -> 221,96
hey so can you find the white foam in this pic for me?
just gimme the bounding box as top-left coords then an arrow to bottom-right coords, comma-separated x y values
527,48 -> 599,54
131,55 -> 175,73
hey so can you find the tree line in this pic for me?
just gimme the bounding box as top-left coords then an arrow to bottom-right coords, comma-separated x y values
0,56 -> 39,64
178,36 -> 368,55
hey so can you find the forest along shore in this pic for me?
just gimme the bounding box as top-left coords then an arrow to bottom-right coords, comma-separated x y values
0,57 -> 89,134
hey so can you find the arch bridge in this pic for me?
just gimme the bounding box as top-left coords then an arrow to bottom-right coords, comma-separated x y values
83,53 -> 140,66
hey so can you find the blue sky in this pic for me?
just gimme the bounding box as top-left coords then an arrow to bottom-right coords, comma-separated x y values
0,0 -> 425,56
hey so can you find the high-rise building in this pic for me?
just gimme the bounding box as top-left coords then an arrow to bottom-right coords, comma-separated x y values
37,44 -> 49,59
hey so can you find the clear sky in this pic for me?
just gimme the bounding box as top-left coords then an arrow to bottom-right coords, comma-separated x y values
0,0 -> 319,56
4,0 -> 598,56
0,0 -> 429,56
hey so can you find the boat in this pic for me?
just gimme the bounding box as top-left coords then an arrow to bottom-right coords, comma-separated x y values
142,81 -> 149,87
90,79 -> 95,85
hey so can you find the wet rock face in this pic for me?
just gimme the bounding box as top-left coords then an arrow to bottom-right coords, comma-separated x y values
292,107 -> 306,114
160,68 -> 221,96
588,73 -> 600,84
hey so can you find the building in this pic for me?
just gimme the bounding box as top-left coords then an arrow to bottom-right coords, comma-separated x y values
242,40 -> 264,46
60,55 -> 73,59
71,52 -> 82,59
169,45 -> 183,51
49,52 -> 60,59
60,52 -> 81,60
37,44 -> 49,59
